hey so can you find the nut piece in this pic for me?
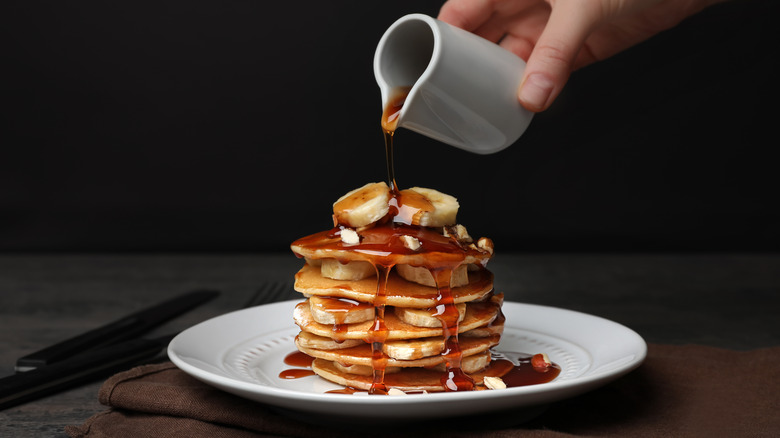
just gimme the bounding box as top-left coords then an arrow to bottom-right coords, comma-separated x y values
476,237 -> 494,255
340,228 -> 360,245
444,224 -> 473,244
387,388 -> 407,396
531,353 -> 552,372
400,235 -> 421,251
483,376 -> 506,390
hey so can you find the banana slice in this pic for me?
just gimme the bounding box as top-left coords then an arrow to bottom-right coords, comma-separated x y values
295,331 -> 364,350
394,303 -> 466,328
333,362 -> 401,376
432,350 -> 491,373
333,182 -> 391,228
401,187 -> 459,227
383,337 -> 445,360
309,296 -> 375,325
320,258 -> 376,281
396,264 -> 468,288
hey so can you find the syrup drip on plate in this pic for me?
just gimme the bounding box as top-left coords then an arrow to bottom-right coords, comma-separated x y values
483,352 -> 562,387
278,351 -> 315,379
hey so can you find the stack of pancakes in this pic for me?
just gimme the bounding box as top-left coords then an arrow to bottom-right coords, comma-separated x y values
290,183 -> 503,393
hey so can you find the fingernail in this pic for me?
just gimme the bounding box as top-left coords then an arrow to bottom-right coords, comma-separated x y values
519,73 -> 554,112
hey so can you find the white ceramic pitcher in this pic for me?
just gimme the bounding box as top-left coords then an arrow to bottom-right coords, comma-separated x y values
374,13 -> 534,154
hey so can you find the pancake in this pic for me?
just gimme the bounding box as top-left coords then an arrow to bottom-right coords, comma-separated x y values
293,296 -> 502,341
294,263 -> 494,308
296,333 -> 500,366
311,351 -> 495,392
460,319 -> 505,338
291,228 -> 493,268
294,331 -> 364,350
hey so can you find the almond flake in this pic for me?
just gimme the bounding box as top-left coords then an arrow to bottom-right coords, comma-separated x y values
340,228 -> 360,245
483,376 -> 506,390
400,235 -> 421,251
477,237 -> 494,255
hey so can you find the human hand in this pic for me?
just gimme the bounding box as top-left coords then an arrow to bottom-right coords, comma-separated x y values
438,0 -> 726,112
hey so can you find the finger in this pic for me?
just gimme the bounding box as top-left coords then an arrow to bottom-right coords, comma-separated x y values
437,0 -> 496,32
470,0 -> 541,43
518,0 -> 602,112
496,3 -> 551,60
472,19 -> 511,44
498,33 -> 535,61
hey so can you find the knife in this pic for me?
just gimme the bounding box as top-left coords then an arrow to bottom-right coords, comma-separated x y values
15,289 -> 219,372
1,334 -> 175,411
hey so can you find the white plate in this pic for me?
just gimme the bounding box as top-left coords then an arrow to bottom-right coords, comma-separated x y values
168,300 -> 646,420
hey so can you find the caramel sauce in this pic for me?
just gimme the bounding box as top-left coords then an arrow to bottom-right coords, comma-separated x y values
279,369 -> 315,379
432,268 -> 474,391
366,265 -> 391,394
381,86 -> 411,190
331,323 -> 348,340
279,351 -> 316,379
326,387 -> 362,395
483,353 -> 562,387
284,350 -> 315,367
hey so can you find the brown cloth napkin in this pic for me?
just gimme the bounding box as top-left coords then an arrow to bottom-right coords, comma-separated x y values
66,344 -> 780,438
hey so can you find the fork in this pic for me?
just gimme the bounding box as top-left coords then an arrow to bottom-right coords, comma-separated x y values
242,281 -> 295,308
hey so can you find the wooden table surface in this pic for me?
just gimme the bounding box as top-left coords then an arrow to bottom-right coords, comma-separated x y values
1,253 -> 778,436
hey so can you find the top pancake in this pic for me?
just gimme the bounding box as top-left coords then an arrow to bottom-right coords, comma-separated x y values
294,263 -> 494,308
291,226 -> 493,268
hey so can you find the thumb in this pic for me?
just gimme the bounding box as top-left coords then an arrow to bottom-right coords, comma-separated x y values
518,1 -> 600,112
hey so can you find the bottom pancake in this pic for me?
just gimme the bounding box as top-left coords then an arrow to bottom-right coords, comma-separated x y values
311,351 -> 495,392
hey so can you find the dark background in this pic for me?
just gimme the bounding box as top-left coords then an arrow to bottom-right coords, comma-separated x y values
1,0 -> 778,253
